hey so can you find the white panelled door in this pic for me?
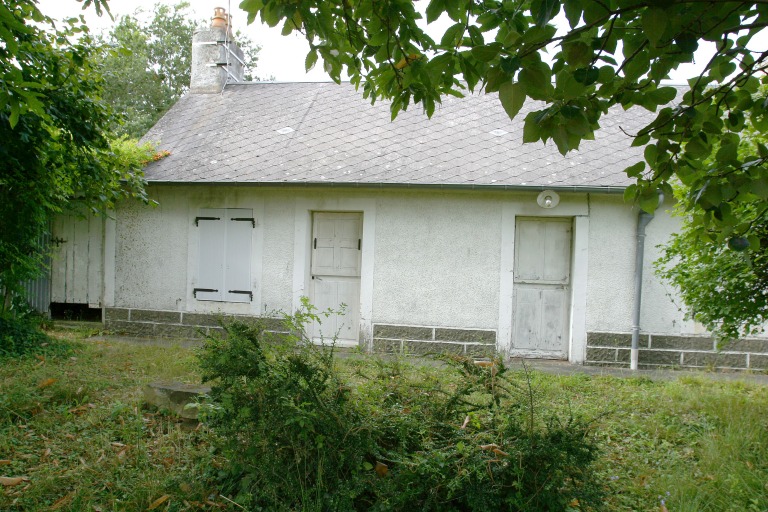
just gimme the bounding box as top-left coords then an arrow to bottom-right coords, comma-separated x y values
311,212 -> 362,345
512,218 -> 572,357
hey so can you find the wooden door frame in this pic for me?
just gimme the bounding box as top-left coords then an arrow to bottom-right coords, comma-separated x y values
309,211 -> 363,346
497,201 -> 590,363
292,198 -> 376,350
510,216 -> 573,359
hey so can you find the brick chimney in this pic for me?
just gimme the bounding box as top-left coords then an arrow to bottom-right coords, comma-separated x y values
190,7 -> 245,93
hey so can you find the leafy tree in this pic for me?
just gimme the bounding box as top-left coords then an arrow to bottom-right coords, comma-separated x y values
0,0 -> 151,315
99,2 -> 264,138
240,0 -> 768,336
657,104 -> 768,340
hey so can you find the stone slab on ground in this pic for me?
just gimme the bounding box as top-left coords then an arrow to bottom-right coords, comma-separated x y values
143,381 -> 211,419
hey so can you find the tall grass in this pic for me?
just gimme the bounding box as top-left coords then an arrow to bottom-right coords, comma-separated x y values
1,326 -> 767,511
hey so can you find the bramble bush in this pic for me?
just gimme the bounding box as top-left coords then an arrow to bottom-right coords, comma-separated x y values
198,305 -> 602,511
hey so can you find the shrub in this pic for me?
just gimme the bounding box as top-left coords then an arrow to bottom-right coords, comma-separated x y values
199,317 -> 377,511
0,315 -> 69,358
198,309 -> 602,511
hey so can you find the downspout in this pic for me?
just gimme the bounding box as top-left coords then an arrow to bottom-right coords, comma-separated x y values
630,192 -> 664,370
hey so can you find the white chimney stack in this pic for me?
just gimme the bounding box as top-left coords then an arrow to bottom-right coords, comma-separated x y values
190,7 -> 245,93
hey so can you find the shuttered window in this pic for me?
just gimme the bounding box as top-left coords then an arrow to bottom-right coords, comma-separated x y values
194,208 -> 253,302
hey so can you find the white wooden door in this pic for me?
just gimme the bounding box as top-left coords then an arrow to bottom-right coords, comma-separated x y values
512,218 -> 572,357
310,212 -> 362,345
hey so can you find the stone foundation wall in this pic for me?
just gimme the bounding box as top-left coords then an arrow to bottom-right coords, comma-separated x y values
372,324 -> 496,358
586,332 -> 768,371
104,307 -> 284,339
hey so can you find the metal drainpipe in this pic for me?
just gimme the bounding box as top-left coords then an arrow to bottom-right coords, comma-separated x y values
630,193 -> 664,370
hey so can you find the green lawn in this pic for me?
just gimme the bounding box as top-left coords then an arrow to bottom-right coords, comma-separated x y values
1,328 -> 767,511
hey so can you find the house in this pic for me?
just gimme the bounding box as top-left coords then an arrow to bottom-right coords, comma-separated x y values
47,10 -> 768,370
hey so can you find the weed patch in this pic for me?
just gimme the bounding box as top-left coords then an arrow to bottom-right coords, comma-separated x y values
199,315 -> 603,511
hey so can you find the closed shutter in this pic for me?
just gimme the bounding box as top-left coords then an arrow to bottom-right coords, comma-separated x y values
224,209 -> 253,303
196,209 -> 225,301
195,208 -> 253,303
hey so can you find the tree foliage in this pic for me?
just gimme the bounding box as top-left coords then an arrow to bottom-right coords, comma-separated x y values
657,103 -> 768,340
0,0 -> 151,313
240,0 -> 768,335
99,2 -> 264,138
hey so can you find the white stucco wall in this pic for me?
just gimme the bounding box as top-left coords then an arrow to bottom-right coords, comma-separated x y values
585,194 -> 689,335
114,187 -> 189,310
372,190 -> 501,329
261,194 -> 295,315
106,184 -> 734,353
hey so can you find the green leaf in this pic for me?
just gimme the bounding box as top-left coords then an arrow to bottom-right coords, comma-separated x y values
632,133 -> 650,147
556,72 -> 586,100
520,25 -> 557,46
502,29 -> 521,47
522,112 -> 542,143
750,177 -> 768,199
440,23 -> 464,47
624,161 -> 646,178
644,144 -> 658,165
563,41 -> 591,68
518,63 -> 552,100
498,81 -> 526,120
718,60 -> 737,80
471,43 -> 502,62
533,0 -> 560,28
648,86 -> 677,105
500,56 -> 520,75
716,142 -> 738,164
485,66 -> 506,93
639,188 -> 660,212
624,183 -> 637,202
641,8 -> 668,46
685,138 -> 710,159
675,33 -> 698,53
563,0 -> 582,28
8,100 -> 20,128
426,0 -> 446,24
305,50 -> 318,71
573,66 -> 599,85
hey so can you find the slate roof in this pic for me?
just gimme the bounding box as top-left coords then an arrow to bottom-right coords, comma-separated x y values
142,81 -> 657,190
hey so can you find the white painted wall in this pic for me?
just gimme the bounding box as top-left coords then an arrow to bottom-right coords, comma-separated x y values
585,194 -> 690,336
114,188 -> 189,310
101,184 -> 758,356
372,190 -> 501,330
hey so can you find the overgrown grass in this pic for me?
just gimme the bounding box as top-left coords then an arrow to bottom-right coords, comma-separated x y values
1,326 -> 767,511
0,327 -> 215,511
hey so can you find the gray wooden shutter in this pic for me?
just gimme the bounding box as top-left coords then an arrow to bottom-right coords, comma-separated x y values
196,208 -> 225,301
224,208 -> 253,302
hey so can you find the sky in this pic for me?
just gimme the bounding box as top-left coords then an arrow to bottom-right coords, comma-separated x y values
36,0 -> 720,84
37,0 -> 333,81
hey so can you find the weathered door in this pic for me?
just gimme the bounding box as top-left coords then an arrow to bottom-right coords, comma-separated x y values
512,217 -> 572,358
51,214 -> 103,308
310,212 -> 362,345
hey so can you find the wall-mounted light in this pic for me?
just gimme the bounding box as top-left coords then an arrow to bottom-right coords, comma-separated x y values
537,189 -> 560,209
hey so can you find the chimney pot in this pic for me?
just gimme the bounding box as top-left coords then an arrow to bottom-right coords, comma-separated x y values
190,7 -> 244,93
211,7 -> 232,37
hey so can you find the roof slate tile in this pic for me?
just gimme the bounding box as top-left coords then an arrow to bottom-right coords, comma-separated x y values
142,82 -> 661,189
